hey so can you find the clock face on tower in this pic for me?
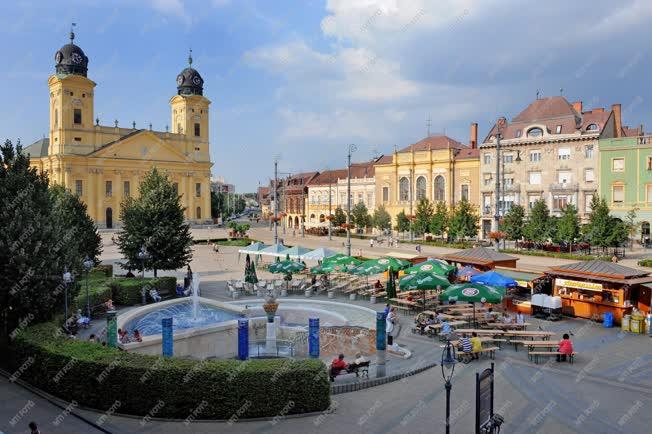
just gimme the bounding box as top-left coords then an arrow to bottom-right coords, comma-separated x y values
55,51 -> 63,64
177,75 -> 184,85
71,52 -> 83,64
192,76 -> 202,85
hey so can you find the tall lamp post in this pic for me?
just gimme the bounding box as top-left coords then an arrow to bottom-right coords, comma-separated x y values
493,117 -> 506,232
138,245 -> 151,305
62,267 -> 73,323
328,172 -> 332,241
346,144 -> 357,256
441,339 -> 457,434
82,257 -> 94,319
409,168 -> 414,242
273,159 -> 279,244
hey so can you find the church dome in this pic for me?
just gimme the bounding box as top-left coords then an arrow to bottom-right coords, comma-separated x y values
176,50 -> 203,96
54,29 -> 88,77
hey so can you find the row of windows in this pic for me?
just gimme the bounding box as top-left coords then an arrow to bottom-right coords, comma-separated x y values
611,184 -> 652,204
483,169 -> 595,186
483,193 -> 595,213
383,176 -> 469,203
489,124 -> 599,141
74,180 -> 203,198
482,145 -> 594,165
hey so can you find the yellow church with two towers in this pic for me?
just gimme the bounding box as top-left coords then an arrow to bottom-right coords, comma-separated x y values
26,30 -> 213,228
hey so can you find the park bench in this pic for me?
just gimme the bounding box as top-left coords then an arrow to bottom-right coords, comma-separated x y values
329,361 -> 371,381
529,351 -> 575,364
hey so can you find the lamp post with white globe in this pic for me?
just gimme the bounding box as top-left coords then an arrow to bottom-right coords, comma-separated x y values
82,257 -> 94,319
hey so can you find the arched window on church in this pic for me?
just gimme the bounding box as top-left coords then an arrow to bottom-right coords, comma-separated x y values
416,176 -> 427,201
434,175 -> 446,202
399,177 -> 410,201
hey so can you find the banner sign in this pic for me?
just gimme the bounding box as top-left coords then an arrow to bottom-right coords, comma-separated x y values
555,278 -> 602,291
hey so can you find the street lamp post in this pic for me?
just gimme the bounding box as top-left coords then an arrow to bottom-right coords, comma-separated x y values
441,339 -> 457,434
328,173 -> 332,241
273,159 -> 279,245
62,267 -> 73,323
409,168 -> 414,242
346,144 -> 357,256
493,117 -> 506,233
82,257 -> 94,319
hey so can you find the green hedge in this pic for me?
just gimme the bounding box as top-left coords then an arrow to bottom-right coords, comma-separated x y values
499,248 -> 611,261
110,277 -> 177,305
638,259 -> 652,267
9,322 -> 330,419
94,264 -> 114,277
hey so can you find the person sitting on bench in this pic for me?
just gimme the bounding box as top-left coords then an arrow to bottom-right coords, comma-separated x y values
458,333 -> 473,355
149,288 -> 162,302
470,332 -> 482,360
557,333 -> 573,362
416,314 -> 436,333
354,352 -> 367,365
330,354 -> 348,380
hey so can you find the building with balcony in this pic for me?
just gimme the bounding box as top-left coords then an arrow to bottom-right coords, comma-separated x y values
478,96 -> 641,238
374,125 -> 481,227
599,135 -> 652,242
305,159 -> 379,228
281,172 -> 319,229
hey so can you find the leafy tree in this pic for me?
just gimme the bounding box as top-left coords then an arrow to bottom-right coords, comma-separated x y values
211,191 -> 245,218
501,204 -> 525,244
351,202 -> 371,229
50,184 -> 102,269
396,210 -> 410,233
429,201 -> 448,239
584,196 -> 613,248
608,219 -> 630,247
624,208 -> 638,249
448,198 -> 479,241
116,168 -> 193,277
524,199 -> 551,242
372,205 -> 392,231
413,199 -> 434,236
333,207 -> 347,227
1,140 -> 69,337
555,204 -> 581,251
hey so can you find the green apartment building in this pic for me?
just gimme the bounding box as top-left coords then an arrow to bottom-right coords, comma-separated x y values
599,135 -> 652,242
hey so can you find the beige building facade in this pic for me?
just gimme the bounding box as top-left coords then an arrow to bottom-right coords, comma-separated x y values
373,132 -> 481,226
478,96 -> 640,238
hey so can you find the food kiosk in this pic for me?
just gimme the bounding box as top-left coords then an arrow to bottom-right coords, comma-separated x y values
546,260 -> 652,324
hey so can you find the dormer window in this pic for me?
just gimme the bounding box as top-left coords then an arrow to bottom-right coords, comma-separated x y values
586,123 -> 599,132
527,127 -> 543,137
556,125 -> 562,134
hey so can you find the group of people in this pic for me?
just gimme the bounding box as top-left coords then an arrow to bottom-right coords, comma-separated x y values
118,328 -> 142,344
457,332 -> 483,360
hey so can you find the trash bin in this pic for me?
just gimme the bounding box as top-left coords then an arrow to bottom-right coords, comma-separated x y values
646,313 -> 652,335
621,314 -> 631,332
603,312 -> 614,328
630,318 -> 642,334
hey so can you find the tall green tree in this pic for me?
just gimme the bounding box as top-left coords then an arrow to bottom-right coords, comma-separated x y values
501,204 -> 525,244
555,204 -> 581,251
584,196 -> 613,248
448,198 -> 479,241
333,206 -> 347,227
116,168 -> 193,277
351,202 -> 371,229
372,205 -> 392,231
1,140 -> 69,337
50,184 -> 102,269
413,198 -> 434,236
624,208 -> 638,249
524,199 -> 552,242
396,210 -> 410,233
429,201 -> 448,239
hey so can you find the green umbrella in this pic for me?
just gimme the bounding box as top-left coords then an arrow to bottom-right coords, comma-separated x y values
322,253 -> 346,264
324,255 -> 362,268
399,272 -> 451,291
399,271 -> 450,311
439,283 -> 505,325
248,261 -> 258,284
269,260 -> 306,274
351,257 -> 410,275
386,271 -> 397,299
404,259 -> 455,276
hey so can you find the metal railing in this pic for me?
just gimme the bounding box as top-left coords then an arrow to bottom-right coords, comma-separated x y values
248,339 -> 296,358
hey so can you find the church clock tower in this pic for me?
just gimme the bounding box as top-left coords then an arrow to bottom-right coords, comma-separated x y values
170,50 -> 211,162
48,28 -> 95,155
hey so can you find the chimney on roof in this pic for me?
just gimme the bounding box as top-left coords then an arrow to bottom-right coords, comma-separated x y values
470,122 -> 478,149
572,101 -> 583,113
593,108 -> 604,113
640,124 -> 645,136
612,103 -> 622,138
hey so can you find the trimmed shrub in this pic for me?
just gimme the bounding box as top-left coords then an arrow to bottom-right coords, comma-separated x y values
9,322 -> 330,419
71,281 -> 111,311
638,259 -> 652,268
109,277 -> 177,305
94,264 -> 114,277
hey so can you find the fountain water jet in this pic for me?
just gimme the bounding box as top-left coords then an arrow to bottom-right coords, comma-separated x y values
192,272 -> 200,321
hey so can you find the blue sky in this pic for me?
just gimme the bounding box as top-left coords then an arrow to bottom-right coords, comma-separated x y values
2,0 -> 652,191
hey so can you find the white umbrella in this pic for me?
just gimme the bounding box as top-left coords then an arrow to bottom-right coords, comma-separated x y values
302,247 -> 340,261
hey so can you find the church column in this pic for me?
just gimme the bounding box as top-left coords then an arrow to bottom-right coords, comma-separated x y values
96,170 -> 104,228
87,169 -> 96,221
114,170 -> 122,220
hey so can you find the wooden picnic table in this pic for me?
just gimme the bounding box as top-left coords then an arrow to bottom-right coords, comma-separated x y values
423,321 -> 467,335
456,329 -> 506,336
439,303 -> 473,310
504,330 -> 555,339
486,322 -> 531,330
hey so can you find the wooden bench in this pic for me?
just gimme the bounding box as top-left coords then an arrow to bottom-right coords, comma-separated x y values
529,351 -> 575,364
329,361 -> 371,381
510,340 -> 557,352
454,346 -> 500,362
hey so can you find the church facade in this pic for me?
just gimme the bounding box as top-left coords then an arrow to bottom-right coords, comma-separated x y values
26,31 -> 213,228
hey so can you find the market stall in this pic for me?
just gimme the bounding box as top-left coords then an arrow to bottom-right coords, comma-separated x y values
442,247 -> 518,270
546,260 -> 652,324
